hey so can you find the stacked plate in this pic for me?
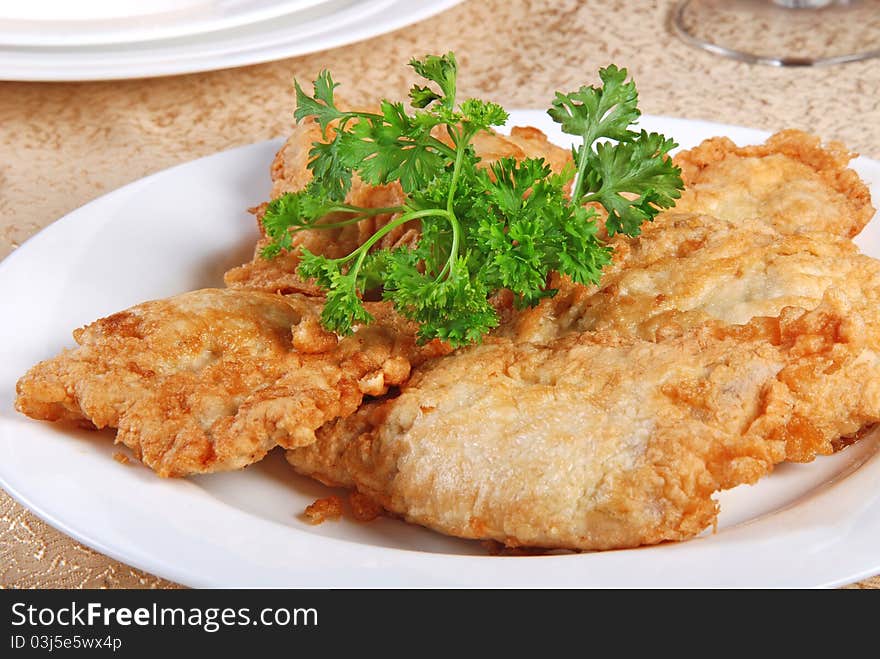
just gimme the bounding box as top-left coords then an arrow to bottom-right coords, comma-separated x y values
0,0 -> 463,81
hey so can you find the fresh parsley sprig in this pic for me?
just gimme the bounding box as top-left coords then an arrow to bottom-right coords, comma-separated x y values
260,54 -> 683,347
548,65 -> 682,235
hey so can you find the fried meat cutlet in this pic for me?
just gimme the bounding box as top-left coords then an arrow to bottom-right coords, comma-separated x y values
288,293 -> 880,550
266,127 -> 879,550
469,125 -> 573,174
15,289 -> 448,477
673,129 -> 875,238
288,208 -> 880,549
282,128 -> 880,550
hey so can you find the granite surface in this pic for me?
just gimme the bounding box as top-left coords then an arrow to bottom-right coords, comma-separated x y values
1,0 -> 878,588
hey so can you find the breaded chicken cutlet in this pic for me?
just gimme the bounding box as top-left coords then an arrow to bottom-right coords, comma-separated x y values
286,130 -> 880,549
507,214 -> 880,344
16,290 -> 448,477
287,217 -> 880,548
287,294 -> 880,550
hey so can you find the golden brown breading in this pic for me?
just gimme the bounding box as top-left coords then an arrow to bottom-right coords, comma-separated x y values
224,120 -> 573,295
470,125 -> 573,173
304,496 -> 344,524
290,405 -> 386,489
15,289 -> 448,477
673,129 -> 875,237
508,213 -> 880,344
288,294 -> 880,550
348,491 -> 383,522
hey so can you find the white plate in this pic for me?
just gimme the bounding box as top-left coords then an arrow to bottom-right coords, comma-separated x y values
1,112 -> 879,588
0,0 -> 463,81
0,0 -> 333,47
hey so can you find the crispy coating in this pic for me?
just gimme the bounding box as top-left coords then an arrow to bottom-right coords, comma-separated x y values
288,294 -> 880,550
469,125 -> 573,173
304,496 -> 344,524
224,120 -> 573,294
673,129 -> 875,237
348,491 -> 383,522
15,289 -> 448,477
292,406 -> 385,489
508,213 -> 880,344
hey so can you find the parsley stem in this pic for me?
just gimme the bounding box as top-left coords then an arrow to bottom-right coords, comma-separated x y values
347,242 -> 372,293
434,214 -> 460,283
428,136 -> 457,159
435,126 -> 476,282
334,204 -> 406,215
570,125 -> 603,202
340,110 -> 383,124
446,136 -> 470,214
285,205 -> 407,235
343,207 -> 453,283
291,206 -> 406,233
570,142 -> 591,202
357,207 -> 453,255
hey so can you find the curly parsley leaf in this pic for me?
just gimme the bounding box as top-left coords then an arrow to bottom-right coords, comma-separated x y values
342,101 -> 446,192
293,70 -> 345,134
384,252 -> 499,345
460,98 -> 509,134
259,189 -> 337,258
472,157 -> 610,308
409,85 -> 442,109
408,52 -> 458,111
547,64 -> 640,144
321,273 -> 374,335
549,65 -> 683,235
298,248 -> 374,334
307,134 -> 352,201
580,131 -> 682,235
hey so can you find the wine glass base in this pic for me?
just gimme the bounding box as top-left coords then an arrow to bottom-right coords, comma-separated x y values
672,0 -> 880,66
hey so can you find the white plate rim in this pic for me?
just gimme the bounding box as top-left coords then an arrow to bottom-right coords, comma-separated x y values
0,0 -> 465,81
0,0 -> 335,47
1,112 -> 879,588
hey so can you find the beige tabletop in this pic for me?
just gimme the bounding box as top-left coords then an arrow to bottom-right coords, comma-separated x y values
1,0 -> 878,589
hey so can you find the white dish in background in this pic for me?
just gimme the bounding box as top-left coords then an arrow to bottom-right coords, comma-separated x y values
0,0 -> 333,46
0,0 -> 464,81
1,112 -> 879,587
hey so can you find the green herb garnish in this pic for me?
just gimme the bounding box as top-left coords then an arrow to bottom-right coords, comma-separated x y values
260,53 -> 683,347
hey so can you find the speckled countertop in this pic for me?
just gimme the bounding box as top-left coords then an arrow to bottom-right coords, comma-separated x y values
1,0 -> 878,588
